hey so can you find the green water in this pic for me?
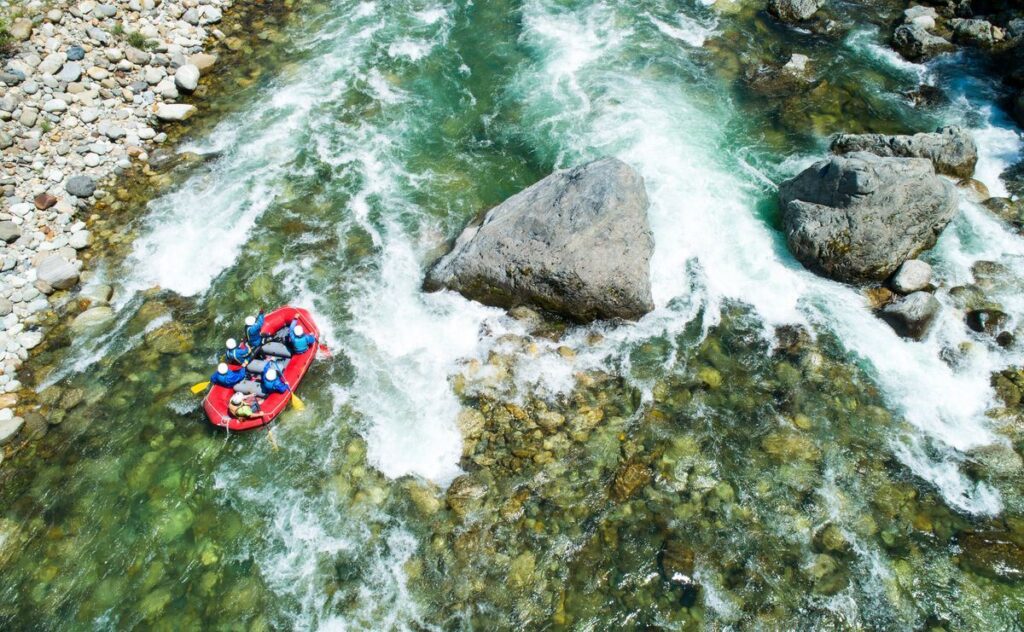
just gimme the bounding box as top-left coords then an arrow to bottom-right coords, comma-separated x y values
3,0 -> 1024,629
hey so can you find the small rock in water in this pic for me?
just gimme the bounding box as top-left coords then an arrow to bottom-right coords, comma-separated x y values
0,415 -> 24,446
66,175 -> 97,198
70,306 -> 115,333
767,0 -> 824,22
880,291 -> 940,339
966,309 -> 1009,337
890,259 -> 932,294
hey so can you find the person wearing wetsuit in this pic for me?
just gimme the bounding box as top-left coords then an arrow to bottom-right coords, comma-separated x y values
210,363 -> 247,388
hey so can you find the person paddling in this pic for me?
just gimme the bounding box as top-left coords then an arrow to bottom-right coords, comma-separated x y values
244,309 -> 266,349
261,362 -> 290,395
286,317 -> 317,354
210,362 -> 247,388
223,338 -> 253,365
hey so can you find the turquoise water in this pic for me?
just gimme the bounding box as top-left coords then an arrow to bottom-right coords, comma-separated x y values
3,0 -> 1024,628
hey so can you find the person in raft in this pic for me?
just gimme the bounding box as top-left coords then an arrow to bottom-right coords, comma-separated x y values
211,362 -> 247,388
261,362 -> 291,395
286,317 -> 317,354
244,308 -> 266,349
223,338 -> 253,365
228,392 -> 265,419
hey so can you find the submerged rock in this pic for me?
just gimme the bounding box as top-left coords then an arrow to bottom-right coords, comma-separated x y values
830,126 -> 978,178
959,530 -> 1024,581
424,158 -> 654,322
767,0 -> 824,22
612,461 -> 652,500
778,153 -> 957,284
880,291 -> 940,340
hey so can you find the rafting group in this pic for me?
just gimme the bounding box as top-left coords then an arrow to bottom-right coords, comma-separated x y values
194,306 -> 322,431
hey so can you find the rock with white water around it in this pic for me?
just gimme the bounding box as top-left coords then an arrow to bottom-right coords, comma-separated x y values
767,0 -> 824,22
880,291 -> 941,339
424,157 -> 655,322
903,5 -> 937,30
154,103 -> 196,122
830,126 -> 978,179
174,64 -> 200,92
36,254 -> 80,291
890,259 -> 932,294
952,19 -> 1004,47
778,152 -> 957,284
893,24 -> 954,61
66,175 -> 96,197
0,415 -> 23,446
0,221 -> 21,244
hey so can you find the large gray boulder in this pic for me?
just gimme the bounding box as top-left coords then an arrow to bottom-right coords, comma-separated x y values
767,0 -> 824,22
424,158 -> 654,322
830,126 -> 978,179
779,152 -> 958,284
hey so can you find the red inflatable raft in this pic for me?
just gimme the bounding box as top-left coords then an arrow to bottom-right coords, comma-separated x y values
204,306 -> 320,431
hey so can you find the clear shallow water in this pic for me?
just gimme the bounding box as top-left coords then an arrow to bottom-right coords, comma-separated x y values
3,0 -> 1024,628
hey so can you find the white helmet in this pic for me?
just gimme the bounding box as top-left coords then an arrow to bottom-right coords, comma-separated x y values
265,369 -> 278,381
217,363 -> 228,374
245,316 -> 256,327
231,392 -> 244,404
226,338 -> 237,349
293,325 -> 304,336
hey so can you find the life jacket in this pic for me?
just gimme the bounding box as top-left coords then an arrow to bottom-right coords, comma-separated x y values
211,367 -> 247,388
288,323 -> 316,354
245,313 -> 265,348
260,362 -> 289,394
225,343 -> 253,365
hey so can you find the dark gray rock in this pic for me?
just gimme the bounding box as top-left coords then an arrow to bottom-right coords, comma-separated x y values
66,46 -> 86,61
0,221 -> 20,243
767,0 -> 824,22
881,291 -> 941,339
893,24 -> 955,60
66,175 -> 96,198
778,152 -> 958,284
424,157 -> 654,322
952,18 -> 1003,47
830,126 -> 978,178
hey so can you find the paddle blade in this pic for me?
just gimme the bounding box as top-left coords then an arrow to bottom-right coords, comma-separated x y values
190,381 -> 210,394
290,393 -> 305,411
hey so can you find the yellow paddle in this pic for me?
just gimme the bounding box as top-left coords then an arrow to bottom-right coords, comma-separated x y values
290,392 -> 305,411
190,381 -> 210,394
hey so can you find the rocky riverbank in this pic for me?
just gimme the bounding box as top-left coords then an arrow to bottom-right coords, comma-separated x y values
0,0 -> 277,453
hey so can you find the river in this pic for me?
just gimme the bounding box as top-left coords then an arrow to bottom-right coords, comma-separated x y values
2,0 -> 1023,628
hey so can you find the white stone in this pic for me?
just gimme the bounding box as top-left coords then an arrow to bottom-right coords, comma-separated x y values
891,259 -> 933,294
69,231 -> 93,249
0,414 -> 21,445
43,99 -> 68,113
144,66 -> 166,85
174,64 -> 200,92
80,107 -> 100,123
154,103 -> 195,121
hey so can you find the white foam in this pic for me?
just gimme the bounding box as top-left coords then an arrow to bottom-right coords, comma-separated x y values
387,40 -> 433,61
648,12 -> 717,48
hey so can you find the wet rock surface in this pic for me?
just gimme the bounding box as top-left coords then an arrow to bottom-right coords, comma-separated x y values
779,153 -> 958,283
830,126 -> 978,178
425,158 -> 655,322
